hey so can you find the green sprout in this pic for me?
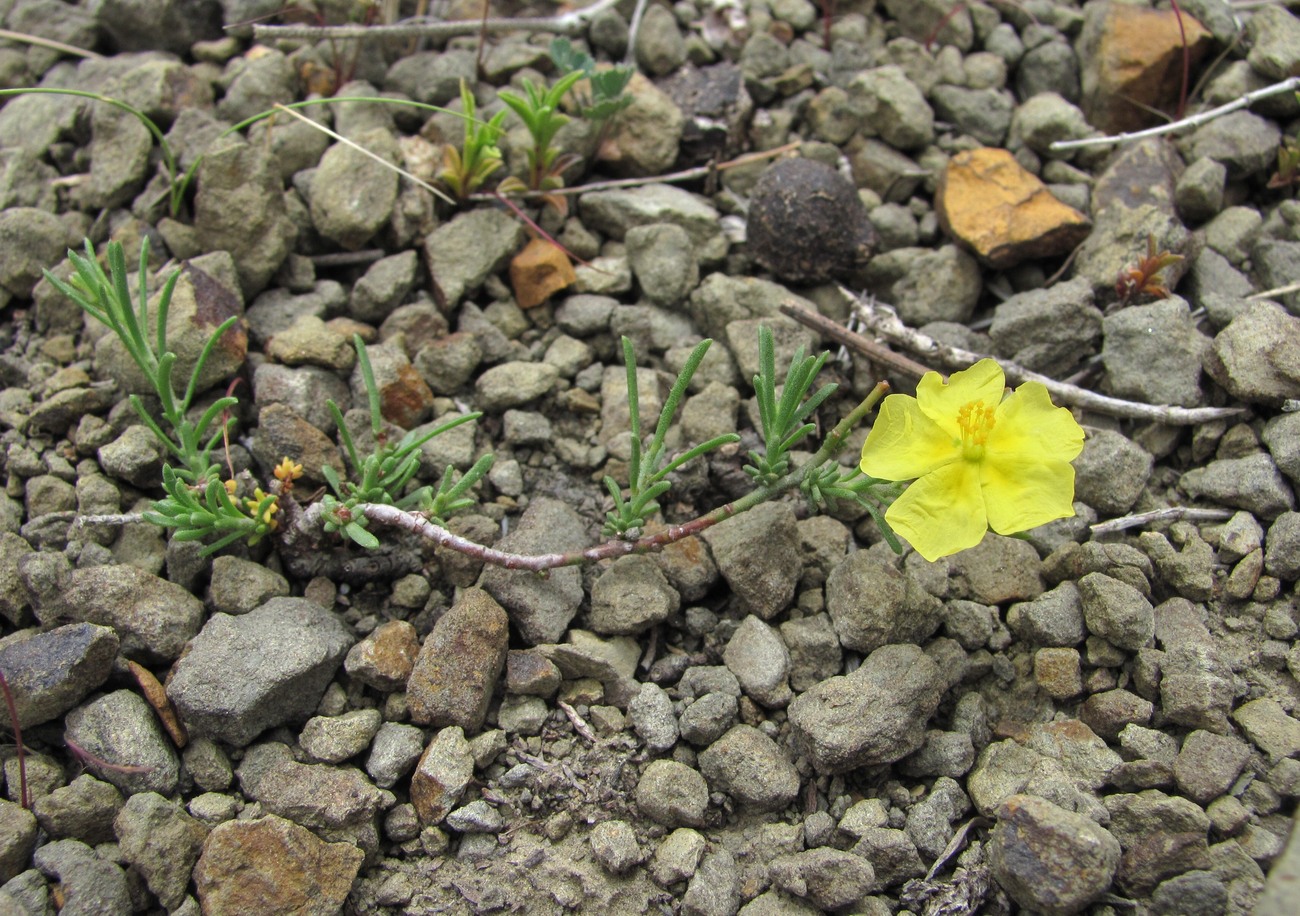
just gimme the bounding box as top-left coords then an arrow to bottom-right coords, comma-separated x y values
319,335 -> 491,548
46,239 -> 236,485
548,37 -> 634,124
603,338 -> 741,537
745,326 -> 838,485
44,239 -> 271,552
437,80 -> 507,201
497,69 -> 585,204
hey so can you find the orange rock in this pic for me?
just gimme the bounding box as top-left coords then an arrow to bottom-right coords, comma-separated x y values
194,815 -> 363,916
937,148 -> 1092,270
510,237 -> 577,309
1079,2 -> 1214,134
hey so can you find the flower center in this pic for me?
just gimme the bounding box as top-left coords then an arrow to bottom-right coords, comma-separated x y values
956,399 -> 995,460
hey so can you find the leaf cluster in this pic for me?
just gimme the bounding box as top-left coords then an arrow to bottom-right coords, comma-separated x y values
1115,234 -> 1183,305
1269,134 -> 1300,192
549,37 -> 634,123
498,69 -> 585,196
320,336 -> 492,547
438,80 -> 507,200
744,326 -> 837,485
603,338 -> 740,537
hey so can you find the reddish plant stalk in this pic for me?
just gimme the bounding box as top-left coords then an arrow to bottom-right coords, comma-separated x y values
0,672 -> 28,809
1170,0 -> 1190,121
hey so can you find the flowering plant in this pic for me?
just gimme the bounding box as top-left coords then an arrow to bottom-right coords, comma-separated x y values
859,359 -> 1085,561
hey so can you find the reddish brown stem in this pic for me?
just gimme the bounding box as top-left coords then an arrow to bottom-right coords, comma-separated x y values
1170,0 -> 1190,121
0,672 -> 27,809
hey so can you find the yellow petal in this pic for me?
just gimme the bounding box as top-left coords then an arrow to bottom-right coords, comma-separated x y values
987,381 -> 1084,466
886,460 -> 988,561
981,453 -> 1077,534
860,393 -> 959,481
915,359 -> 1006,436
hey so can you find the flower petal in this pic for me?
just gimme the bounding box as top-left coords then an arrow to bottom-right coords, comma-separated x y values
860,393 -> 958,481
915,359 -> 1006,435
981,454 -> 1077,535
886,460 -> 988,561
986,381 -> 1085,466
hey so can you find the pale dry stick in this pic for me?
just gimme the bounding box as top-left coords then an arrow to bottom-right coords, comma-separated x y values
1091,506 -> 1235,537
1246,280 -> 1300,300
466,141 -> 801,201
250,0 -> 623,43
557,700 -> 597,743
777,300 -> 934,380
1050,76 -> 1300,152
0,28 -> 103,59
270,103 -> 456,206
844,289 -> 1249,424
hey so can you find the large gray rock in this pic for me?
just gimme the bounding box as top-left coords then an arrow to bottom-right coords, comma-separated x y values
310,129 -> 400,250
479,498 -> 589,645
1101,297 -> 1206,407
788,644 -> 944,774
825,549 -> 943,652
1206,300 -> 1300,404
166,598 -> 354,746
422,208 -> 525,307
697,724 -> 799,812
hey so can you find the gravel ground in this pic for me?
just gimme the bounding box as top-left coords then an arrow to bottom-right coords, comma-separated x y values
1,0 -> 1300,914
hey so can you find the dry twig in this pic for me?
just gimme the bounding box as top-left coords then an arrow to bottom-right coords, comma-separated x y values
839,289 -> 1248,425
250,0 -> 623,43
1049,75 -> 1300,152
1091,506 -> 1235,537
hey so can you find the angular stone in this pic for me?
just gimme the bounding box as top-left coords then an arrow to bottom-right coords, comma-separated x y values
63,690 -> 181,796
989,794 -> 1121,914
407,588 -> 508,733
409,726 -> 473,824
236,743 -> 387,831
938,147 -> 1090,269
701,501 -> 800,620
0,623 -> 118,728
697,724 -> 799,813
788,644 -> 943,774
510,237 -> 576,309
1078,3 -> 1214,134
58,564 -> 202,664
166,598 -> 354,746
113,792 -> 208,911
193,814 -> 363,916
344,620 -> 420,692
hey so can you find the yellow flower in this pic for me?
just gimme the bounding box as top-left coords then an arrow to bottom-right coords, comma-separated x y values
245,488 -> 280,529
273,458 -> 304,483
860,359 -> 1084,561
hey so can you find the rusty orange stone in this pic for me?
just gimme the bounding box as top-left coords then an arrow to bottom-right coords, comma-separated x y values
937,148 -> 1092,270
510,237 -> 576,309
1080,3 -> 1213,134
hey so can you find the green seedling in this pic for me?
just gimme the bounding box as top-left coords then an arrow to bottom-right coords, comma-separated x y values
320,335 -> 490,548
603,338 -> 741,537
745,326 -> 838,485
437,80 -> 507,201
548,37 -> 634,124
497,68 -> 585,208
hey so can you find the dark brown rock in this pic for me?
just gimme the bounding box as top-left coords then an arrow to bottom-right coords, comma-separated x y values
746,158 -> 877,283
